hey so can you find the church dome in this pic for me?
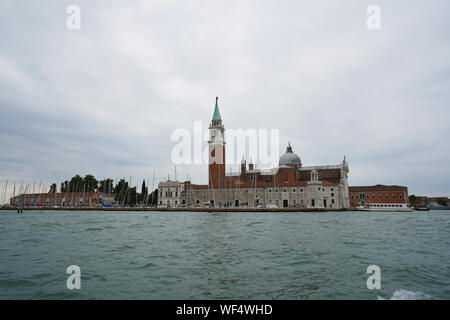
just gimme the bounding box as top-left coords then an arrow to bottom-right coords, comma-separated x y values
279,142 -> 302,166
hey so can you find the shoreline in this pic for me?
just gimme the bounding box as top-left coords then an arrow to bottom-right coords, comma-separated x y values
0,206 -> 348,212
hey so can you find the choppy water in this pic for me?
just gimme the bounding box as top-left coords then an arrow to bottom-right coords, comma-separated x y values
0,210 -> 449,300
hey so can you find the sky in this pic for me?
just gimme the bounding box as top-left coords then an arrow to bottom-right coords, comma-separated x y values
0,0 -> 449,201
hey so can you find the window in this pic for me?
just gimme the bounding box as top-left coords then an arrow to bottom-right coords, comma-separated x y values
311,199 -> 315,207
331,193 -> 334,197
400,194 -> 403,198
293,189 -> 296,192
386,194 -> 389,199
331,199 -> 335,204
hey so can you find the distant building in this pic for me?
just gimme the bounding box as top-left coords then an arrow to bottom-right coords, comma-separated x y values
10,192 -> 114,207
414,196 -> 449,208
428,196 -> 449,206
157,179 -> 185,207
348,185 -> 408,208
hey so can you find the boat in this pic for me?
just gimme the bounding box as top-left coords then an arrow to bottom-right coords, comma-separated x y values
356,203 -> 413,212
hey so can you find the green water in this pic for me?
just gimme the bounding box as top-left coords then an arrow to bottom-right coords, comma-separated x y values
0,210 -> 449,299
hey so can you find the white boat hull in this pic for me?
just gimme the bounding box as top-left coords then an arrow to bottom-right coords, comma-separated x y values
357,207 -> 413,212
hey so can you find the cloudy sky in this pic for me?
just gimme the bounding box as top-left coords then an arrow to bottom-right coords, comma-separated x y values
0,0 -> 449,199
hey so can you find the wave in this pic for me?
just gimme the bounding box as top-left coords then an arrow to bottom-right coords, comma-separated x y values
378,289 -> 432,300
83,227 -> 103,232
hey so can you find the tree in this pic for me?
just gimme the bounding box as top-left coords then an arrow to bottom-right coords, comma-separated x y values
99,179 -> 114,194
69,175 -> 83,193
127,187 -> 137,205
115,179 -> 129,204
141,180 -> 147,196
60,180 -> 69,193
140,180 -> 148,205
83,174 -> 98,192
149,188 -> 158,206
436,197 -> 448,206
49,183 -> 57,193
408,194 -> 417,206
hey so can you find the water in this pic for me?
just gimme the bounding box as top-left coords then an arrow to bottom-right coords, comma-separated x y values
0,210 -> 449,300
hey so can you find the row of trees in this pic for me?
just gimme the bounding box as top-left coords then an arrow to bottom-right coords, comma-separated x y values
48,175 -> 158,206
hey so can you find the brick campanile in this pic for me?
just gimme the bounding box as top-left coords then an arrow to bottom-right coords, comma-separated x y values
208,97 -> 225,188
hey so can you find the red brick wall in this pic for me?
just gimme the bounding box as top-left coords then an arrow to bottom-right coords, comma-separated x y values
208,144 -> 225,187
349,187 -> 408,207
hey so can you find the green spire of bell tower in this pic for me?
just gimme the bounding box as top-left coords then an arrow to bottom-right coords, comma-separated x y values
212,97 -> 222,121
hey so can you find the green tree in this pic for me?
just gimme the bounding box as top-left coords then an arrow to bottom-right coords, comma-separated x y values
115,179 -> 129,204
99,178 -> 114,194
127,187 -> 137,205
140,180 -> 148,205
83,174 -> 98,192
408,194 -> 417,206
69,175 -> 83,193
141,180 -> 147,196
436,197 -> 448,206
60,180 -> 69,193
49,183 -> 57,193
149,188 -> 158,206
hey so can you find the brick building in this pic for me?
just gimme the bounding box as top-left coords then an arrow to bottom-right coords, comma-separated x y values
161,97 -> 350,209
348,185 -> 408,208
10,192 -> 114,207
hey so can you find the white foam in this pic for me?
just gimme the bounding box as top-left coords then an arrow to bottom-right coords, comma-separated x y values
377,289 -> 432,300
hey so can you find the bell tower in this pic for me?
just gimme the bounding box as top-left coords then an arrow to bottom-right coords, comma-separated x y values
208,97 -> 225,188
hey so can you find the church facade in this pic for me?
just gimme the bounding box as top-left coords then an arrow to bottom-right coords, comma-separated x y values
162,97 -> 350,209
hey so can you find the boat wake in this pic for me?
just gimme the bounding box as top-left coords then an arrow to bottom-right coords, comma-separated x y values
378,289 -> 432,300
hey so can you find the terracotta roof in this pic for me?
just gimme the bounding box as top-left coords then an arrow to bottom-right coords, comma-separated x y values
349,184 -> 407,192
322,180 -> 337,186
187,184 -> 209,190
